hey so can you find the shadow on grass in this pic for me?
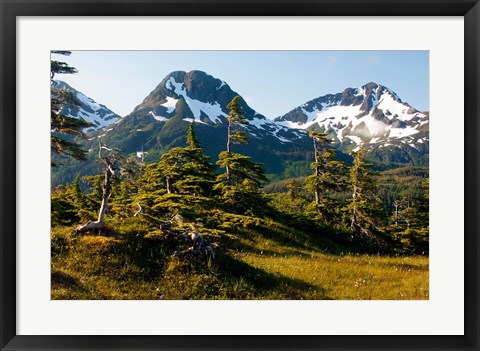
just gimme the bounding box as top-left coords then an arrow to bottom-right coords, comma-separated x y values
231,241 -> 314,259
242,223 -> 347,254
379,261 -> 429,272
102,233 -> 174,281
51,269 -> 107,300
215,251 -> 331,300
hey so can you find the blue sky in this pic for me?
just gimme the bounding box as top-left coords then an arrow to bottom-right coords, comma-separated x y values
54,51 -> 429,119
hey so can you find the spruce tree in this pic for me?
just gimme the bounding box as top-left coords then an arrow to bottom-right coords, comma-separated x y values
215,96 -> 267,213
72,174 -> 88,210
51,51 -> 93,166
305,131 -> 347,221
394,179 -> 429,254
186,122 -> 201,149
157,123 -> 216,196
346,147 -> 383,238
177,123 -> 217,196
225,95 -> 249,184
136,123 -> 217,218
400,179 -> 429,229
51,50 -> 78,79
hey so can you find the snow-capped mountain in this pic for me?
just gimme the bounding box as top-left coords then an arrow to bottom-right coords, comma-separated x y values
275,82 -> 429,155
129,70 -> 305,143
52,74 -> 429,186
53,80 -> 121,132
99,70 -> 311,172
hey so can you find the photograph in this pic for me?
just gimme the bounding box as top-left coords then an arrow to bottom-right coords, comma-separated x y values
50,50 -> 429,300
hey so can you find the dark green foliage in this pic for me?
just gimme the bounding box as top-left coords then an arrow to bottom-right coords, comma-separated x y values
305,131 -> 348,223
51,50 -> 78,79
51,175 -> 92,226
51,142 -> 429,299
186,122 -> 201,148
390,179 -> 429,253
134,124 -> 217,221
144,123 -> 216,197
345,147 -> 385,238
51,135 -> 90,165
51,51 -> 93,166
214,97 -> 269,213
51,79 -> 429,300
226,95 -> 249,147
215,151 -> 268,214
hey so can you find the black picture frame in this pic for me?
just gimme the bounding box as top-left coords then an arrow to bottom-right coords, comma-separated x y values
1,1 -> 479,350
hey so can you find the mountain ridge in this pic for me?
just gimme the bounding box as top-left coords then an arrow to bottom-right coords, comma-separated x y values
51,71 -> 429,185
53,80 -> 121,132
275,81 -> 429,157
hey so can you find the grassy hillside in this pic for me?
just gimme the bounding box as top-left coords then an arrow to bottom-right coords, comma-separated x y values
51,125 -> 428,300
52,212 -> 428,300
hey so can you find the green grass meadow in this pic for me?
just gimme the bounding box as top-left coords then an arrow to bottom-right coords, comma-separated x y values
51,221 -> 428,300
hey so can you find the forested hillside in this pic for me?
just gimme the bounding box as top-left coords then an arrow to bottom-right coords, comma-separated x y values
51,52 -> 428,300
52,102 -> 429,300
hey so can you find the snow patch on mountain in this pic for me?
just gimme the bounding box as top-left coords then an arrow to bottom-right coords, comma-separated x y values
149,111 -> 168,122
245,117 -> 305,143
184,118 -> 208,125
217,80 -> 226,90
54,80 -> 120,132
276,82 -> 428,149
248,117 -> 268,130
347,135 -> 363,145
388,126 -> 419,138
166,77 -> 226,123
376,92 -> 426,121
161,97 -> 178,113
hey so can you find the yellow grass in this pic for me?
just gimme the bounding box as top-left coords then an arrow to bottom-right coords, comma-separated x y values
51,228 -> 428,300
233,237 -> 428,300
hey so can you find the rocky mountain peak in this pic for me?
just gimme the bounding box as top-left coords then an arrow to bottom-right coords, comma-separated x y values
134,70 -> 259,125
53,80 -> 120,132
275,82 -> 428,154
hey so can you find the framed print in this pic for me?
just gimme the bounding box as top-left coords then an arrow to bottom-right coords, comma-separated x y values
1,0 -> 479,350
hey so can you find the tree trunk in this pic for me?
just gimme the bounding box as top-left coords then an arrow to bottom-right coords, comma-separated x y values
227,122 -> 232,153
394,202 -> 400,226
226,122 -> 232,185
75,161 -> 114,234
133,202 -> 143,217
166,176 -> 173,194
350,183 -> 359,235
313,138 -> 320,205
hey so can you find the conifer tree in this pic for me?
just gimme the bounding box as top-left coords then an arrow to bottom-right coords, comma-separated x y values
72,174 -> 88,210
156,123 -> 216,196
305,131 -> 347,220
347,147 -> 383,238
186,122 -> 201,149
135,124 -> 217,218
417,179 -> 429,229
51,51 -> 93,166
82,174 -> 104,211
51,50 -> 78,79
177,123 -> 217,196
393,179 -> 429,253
215,97 -> 267,213
224,96 -> 249,184
286,178 -> 308,201
400,179 -> 429,229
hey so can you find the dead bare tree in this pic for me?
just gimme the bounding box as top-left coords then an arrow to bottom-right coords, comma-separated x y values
75,142 -> 138,234
171,219 -> 215,262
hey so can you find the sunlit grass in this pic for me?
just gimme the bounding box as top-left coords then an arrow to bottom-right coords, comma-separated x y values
241,250 -> 428,300
51,225 -> 428,300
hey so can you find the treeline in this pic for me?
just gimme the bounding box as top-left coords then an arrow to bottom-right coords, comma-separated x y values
52,95 -> 429,255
